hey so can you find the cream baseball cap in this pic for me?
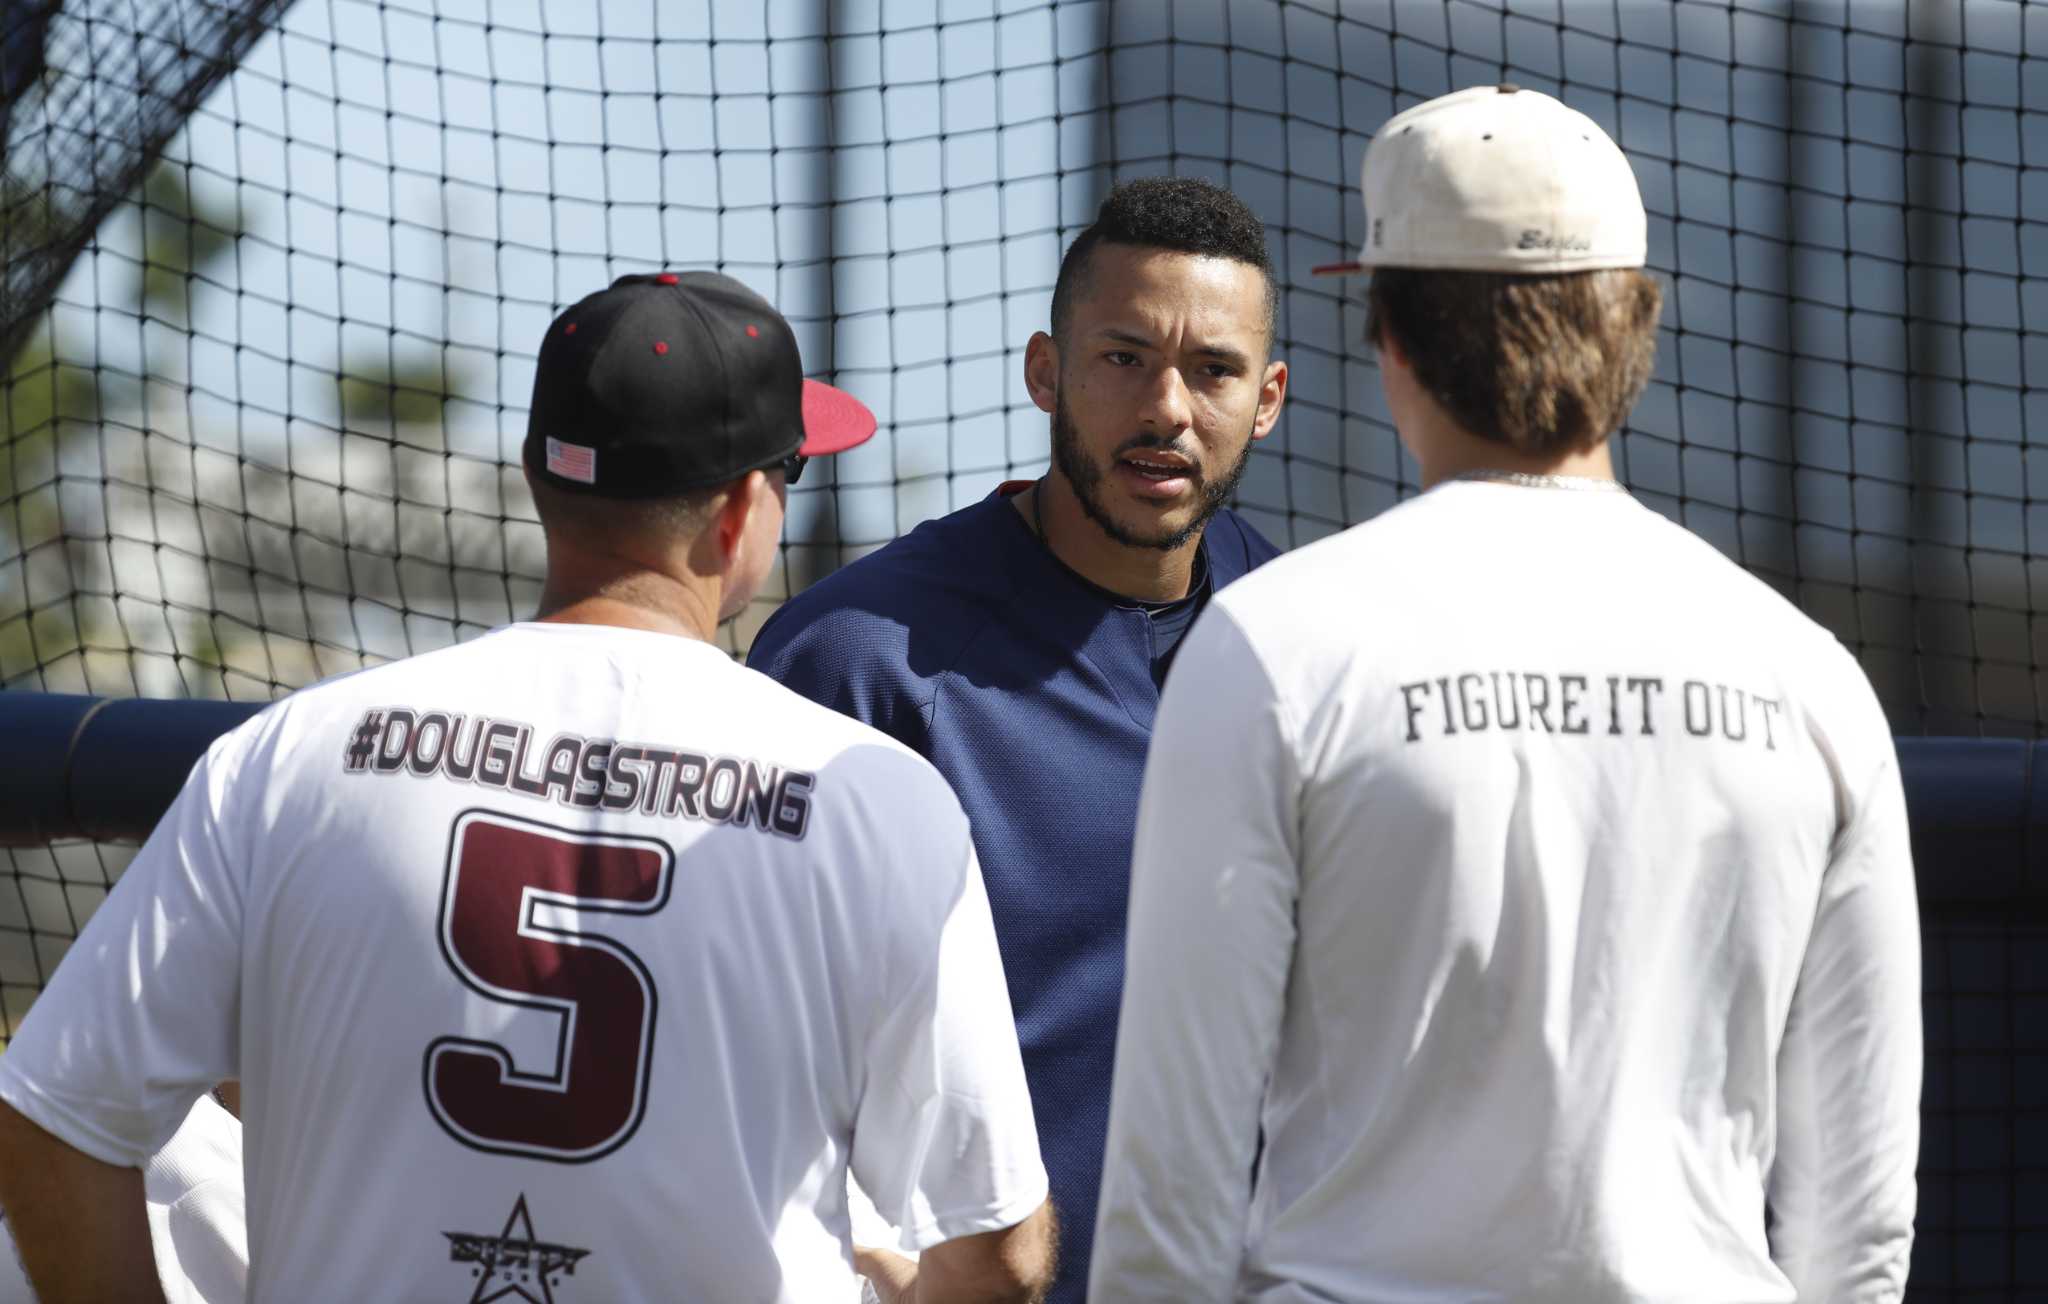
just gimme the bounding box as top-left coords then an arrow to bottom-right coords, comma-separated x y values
1314,84 -> 1647,277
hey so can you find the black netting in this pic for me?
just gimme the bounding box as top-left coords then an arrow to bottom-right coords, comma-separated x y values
1,0 -> 2041,1293
1918,917 -> 2048,1297
1,0 -> 289,363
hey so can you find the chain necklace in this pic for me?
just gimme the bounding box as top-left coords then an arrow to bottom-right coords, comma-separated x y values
1451,469 -> 1630,494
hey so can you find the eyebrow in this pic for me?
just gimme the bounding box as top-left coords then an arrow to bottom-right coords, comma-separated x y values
1097,328 -> 1253,370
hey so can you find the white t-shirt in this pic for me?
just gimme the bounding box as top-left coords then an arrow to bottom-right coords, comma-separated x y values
144,1095 -> 248,1304
1092,481 -> 1921,1303
0,624 -> 1045,1302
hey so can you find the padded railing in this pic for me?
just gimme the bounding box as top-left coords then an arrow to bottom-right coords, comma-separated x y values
0,692 -> 2040,1293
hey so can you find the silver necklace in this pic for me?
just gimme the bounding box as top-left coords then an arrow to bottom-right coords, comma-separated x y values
1451,469 -> 1629,494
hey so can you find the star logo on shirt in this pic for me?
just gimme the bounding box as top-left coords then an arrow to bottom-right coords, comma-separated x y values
444,1194 -> 590,1303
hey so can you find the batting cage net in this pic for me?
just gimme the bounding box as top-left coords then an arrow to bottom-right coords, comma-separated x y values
0,0 -> 2041,1292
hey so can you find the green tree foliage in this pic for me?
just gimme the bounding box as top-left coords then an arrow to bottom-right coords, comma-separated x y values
135,164 -> 241,332
2,161 -> 472,693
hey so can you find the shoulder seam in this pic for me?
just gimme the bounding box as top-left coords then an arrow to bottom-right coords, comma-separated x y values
910,502 -> 1035,716
1217,603 -> 1305,763
921,559 -> 1031,717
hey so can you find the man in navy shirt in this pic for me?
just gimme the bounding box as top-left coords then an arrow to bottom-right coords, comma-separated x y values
749,176 -> 1289,1301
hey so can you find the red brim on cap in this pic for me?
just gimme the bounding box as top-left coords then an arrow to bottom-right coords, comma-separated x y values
799,379 -> 878,456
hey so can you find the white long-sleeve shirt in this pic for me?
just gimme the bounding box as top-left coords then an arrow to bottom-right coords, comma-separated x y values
1092,480 -> 1921,1304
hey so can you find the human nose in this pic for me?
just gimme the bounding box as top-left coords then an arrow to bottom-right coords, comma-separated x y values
1137,363 -> 1193,433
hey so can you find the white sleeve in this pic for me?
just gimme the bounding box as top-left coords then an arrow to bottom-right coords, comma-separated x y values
1768,718 -> 1921,1302
0,732 -> 250,1168
1090,607 -> 1300,1303
145,1095 -> 247,1304
850,827 -> 1048,1252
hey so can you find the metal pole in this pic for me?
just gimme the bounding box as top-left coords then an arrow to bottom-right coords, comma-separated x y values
1905,0 -> 1960,733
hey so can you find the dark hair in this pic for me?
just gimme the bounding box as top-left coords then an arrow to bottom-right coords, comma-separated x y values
1366,267 -> 1663,457
527,474 -> 719,545
1050,176 -> 1278,346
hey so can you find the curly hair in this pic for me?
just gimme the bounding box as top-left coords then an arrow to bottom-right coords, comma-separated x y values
1051,176 -> 1278,345
1366,267 -> 1663,457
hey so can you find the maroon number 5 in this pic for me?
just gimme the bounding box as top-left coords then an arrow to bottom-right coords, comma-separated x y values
424,810 -> 675,1162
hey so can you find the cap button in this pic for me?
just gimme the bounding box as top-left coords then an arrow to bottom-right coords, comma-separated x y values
655,272 -> 680,285
1498,82 -> 1521,94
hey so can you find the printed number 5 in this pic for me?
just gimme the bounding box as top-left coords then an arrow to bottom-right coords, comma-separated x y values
424,809 -> 674,1163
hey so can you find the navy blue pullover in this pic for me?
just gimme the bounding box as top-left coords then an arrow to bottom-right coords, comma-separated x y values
748,488 -> 1280,1302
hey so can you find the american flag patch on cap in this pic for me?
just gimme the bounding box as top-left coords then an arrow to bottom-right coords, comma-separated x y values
545,436 -> 597,484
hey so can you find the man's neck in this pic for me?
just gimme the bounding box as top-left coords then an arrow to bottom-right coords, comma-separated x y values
1013,475 -> 1202,604
531,566 -> 724,643
1417,424 -> 1617,489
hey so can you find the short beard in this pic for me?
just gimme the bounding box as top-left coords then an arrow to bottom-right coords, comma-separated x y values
1049,391 -> 1254,552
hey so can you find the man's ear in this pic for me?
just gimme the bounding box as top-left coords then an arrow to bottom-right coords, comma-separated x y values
1373,318 -> 1409,373
521,464 -> 545,525
1023,331 -> 1059,416
714,471 -> 766,562
1252,358 -> 1288,442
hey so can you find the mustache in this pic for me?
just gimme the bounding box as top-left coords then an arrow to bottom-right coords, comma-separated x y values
1110,434 -> 1203,482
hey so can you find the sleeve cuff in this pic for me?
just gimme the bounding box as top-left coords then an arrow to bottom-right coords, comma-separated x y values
895,1168 -> 1050,1254
0,1066 -> 157,1169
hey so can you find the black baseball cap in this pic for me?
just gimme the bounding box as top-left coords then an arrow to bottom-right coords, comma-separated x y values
523,271 -> 876,498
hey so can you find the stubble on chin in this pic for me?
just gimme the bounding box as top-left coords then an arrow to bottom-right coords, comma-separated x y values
1049,391 -> 1254,552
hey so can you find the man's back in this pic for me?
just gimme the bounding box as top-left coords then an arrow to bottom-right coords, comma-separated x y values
13,623 -> 1042,1300
1099,480 -> 1920,1301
